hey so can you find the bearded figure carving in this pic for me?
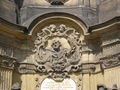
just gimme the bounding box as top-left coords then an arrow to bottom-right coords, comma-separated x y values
34,24 -> 82,81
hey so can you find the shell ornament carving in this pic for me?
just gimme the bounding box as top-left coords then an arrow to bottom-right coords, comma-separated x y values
34,24 -> 82,82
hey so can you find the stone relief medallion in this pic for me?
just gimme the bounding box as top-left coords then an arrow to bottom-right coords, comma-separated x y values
34,24 -> 82,82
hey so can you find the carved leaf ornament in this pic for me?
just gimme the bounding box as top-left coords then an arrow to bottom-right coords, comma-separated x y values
34,24 -> 82,81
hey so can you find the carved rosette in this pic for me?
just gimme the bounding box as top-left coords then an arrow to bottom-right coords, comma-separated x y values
34,24 -> 82,81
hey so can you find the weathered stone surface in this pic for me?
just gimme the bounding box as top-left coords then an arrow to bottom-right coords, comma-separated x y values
0,0 -> 16,23
34,24 -> 82,81
0,0 -> 120,90
0,0 -> 119,26
21,6 -> 97,27
98,0 -> 120,23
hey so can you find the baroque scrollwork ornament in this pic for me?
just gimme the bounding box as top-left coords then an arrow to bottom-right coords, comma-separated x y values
34,24 -> 82,82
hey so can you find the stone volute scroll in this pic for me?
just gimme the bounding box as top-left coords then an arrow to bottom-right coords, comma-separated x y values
34,24 -> 82,82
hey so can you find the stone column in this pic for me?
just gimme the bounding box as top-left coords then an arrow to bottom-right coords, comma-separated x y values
0,67 -> 13,90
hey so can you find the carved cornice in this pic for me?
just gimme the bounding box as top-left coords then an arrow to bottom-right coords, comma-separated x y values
0,17 -> 28,33
89,16 -> 120,32
100,34 -> 120,60
101,38 -> 120,48
69,63 -> 97,74
16,56 -> 120,75
97,84 -> 120,90
17,62 -> 102,75
100,54 -> 120,68
18,63 -> 36,74
0,55 -> 16,69
101,30 -> 120,47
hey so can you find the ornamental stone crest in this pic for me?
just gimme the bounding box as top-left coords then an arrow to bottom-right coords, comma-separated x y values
34,24 -> 82,81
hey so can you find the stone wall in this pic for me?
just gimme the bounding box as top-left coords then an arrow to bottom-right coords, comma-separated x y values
0,11 -> 119,90
98,0 -> 120,23
0,0 -> 16,23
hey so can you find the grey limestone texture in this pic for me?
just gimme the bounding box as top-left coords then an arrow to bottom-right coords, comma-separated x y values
0,0 -> 120,27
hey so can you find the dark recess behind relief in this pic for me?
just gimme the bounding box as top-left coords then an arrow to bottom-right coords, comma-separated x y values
51,1 -> 64,5
14,0 -> 24,9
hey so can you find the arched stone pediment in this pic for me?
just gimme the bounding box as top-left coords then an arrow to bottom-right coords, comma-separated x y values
29,17 -> 88,37
28,15 -> 88,81
23,13 -> 88,35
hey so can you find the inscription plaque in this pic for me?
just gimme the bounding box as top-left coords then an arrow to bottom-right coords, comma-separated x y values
41,78 -> 76,90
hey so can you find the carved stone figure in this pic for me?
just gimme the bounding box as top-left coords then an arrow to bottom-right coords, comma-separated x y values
34,24 -> 82,81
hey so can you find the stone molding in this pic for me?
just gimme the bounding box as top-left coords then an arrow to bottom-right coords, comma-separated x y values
17,62 -> 101,74
18,63 -> 36,74
0,55 -> 16,69
97,84 -> 120,90
100,54 -> 120,68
